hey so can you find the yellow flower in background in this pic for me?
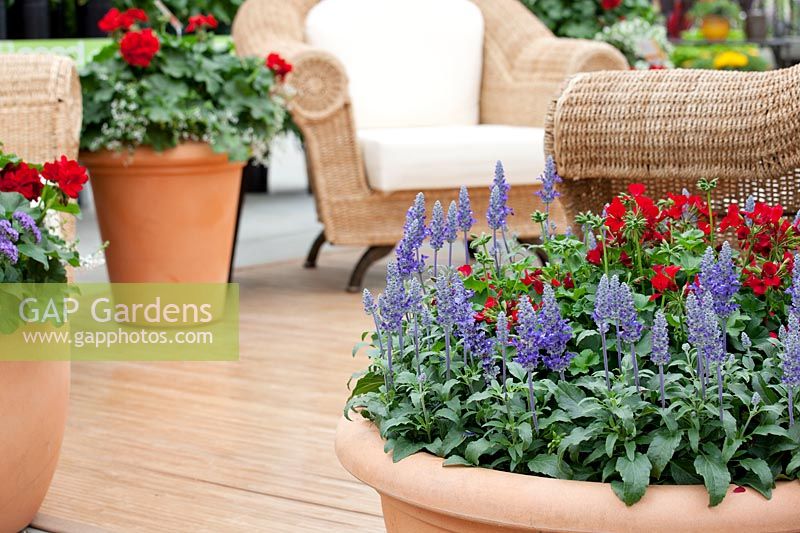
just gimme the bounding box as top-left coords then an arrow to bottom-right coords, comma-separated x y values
713,51 -> 749,69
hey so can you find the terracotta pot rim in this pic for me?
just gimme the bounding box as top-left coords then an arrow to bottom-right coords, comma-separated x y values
79,142 -> 245,167
335,416 -> 800,532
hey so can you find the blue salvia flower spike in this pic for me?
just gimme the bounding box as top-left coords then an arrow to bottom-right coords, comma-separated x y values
496,311 -> 509,393
651,310 -> 670,408
787,253 -> 800,318
493,160 -> 513,253
512,296 -> 541,431
362,288 -> 385,360
780,314 -> 800,426
539,285 -> 574,381
593,274 -> 613,389
456,186 -> 474,266
408,277 -> 425,374
445,200 -> 458,268
429,200 -> 446,274
487,184 -> 505,274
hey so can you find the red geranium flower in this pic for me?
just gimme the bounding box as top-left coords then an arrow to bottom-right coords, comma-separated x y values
587,243 -> 604,265
563,273 -> 574,289
0,163 -> 43,200
601,0 -> 622,9
719,203 -> 744,232
521,269 -> 544,294
186,14 -> 218,33
98,7 -> 147,33
457,264 -> 472,277
41,156 -> 88,199
266,52 -> 293,81
120,28 -> 160,68
650,264 -> 681,292
484,296 -> 497,309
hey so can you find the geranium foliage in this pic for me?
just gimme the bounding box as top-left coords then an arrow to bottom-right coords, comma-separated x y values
81,8 -> 292,162
346,161 -> 800,507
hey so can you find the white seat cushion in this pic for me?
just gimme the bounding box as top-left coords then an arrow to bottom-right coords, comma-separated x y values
358,125 -> 546,192
305,0 -> 484,130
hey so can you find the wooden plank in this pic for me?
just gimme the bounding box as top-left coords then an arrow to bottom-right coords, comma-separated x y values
34,250 -> 388,532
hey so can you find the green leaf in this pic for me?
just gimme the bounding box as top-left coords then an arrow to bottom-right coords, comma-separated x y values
16,243 -> 48,267
694,453 -> 731,507
787,449 -> 800,475
739,458 -> 774,489
465,438 -> 494,465
605,433 -> 618,458
517,422 -> 533,447
647,431 -> 682,479
348,371 -> 384,400
752,424 -> 789,437
440,427 -> 466,456
392,437 -> 426,462
557,426 -> 597,458
442,455 -> 471,467
614,453 -> 652,506
527,454 -> 573,479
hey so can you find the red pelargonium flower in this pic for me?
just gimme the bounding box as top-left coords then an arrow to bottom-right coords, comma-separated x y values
457,264 -> 472,277
266,52 -> 293,81
601,0 -> 622,9
484,296 -> 497,309
744,262 -> 781,295
719,203 -> 744,232
628,183 -> 646,197
0,163 -> 43,200
186,14 -> 218,33
563,273 -> 574,289
521,269 -> 544,294
41,156 -> 88,198
98,7 -> 147,33
120,28 -> 160,68
650,264 -> 681,292
587,243 -> 604,265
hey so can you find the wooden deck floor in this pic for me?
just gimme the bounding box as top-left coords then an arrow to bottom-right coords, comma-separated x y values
33,249 -> 387,532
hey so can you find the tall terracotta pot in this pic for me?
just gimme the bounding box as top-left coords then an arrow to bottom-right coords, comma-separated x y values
80,143 -> 243,283
0,362 -> 70,532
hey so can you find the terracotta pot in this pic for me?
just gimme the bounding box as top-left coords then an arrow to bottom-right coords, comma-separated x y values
701,15 -> 731,41
0,362 -> 70,532
336,416 -> 800,532
80,143 -> 243,283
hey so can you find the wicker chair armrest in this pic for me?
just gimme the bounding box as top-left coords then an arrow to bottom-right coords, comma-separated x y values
233,0 -> 348,121
513,38 -> 628,83
545,67 -> 800,182
0,54 -> 81,161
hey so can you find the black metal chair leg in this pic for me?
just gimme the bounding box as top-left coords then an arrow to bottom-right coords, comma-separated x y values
347,245 -> 394,293
304,231 -> 327,269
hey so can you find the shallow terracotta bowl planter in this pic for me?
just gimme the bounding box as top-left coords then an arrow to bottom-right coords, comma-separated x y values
0,362 -> 70,532
336,416 -> 800,532
81,142 -> 243,283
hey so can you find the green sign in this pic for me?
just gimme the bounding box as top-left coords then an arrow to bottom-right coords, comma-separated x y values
0,283 -> 239,361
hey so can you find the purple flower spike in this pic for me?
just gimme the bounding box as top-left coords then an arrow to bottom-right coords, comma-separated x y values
496,311 -> 509,392
512,295 -> 541,432
618,282 -> 643,392
457,186 -> 474,266
535,156 -> 562,206
429,200 -> 446,273
697,243 -> 739,318
445,200 -> 458,267
408,277 -> 425,373
378,262 -> 409,387
396,194 -> 428,278
363,288 -> 386,365
12,211 -> 41,243
593,274 -> 614,389
780,314 -> 800,427
0,237 -> 18,264
651,309 -> 670,408
539,285 -> 573,379
687,291 -> 725,418
787,253 -> 800,318
487,184 -> 506,230
435,271 -> 469,379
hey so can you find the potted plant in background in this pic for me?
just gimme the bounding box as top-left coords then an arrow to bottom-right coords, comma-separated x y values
337,160 -> 800,531
0,150 -> 88,532
79,8 -> 292,283
691,0 -> 743,41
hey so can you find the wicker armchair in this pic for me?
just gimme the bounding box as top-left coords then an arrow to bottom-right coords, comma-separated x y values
233,0 -> 627,291
0,54 -> 81,244
0,54 -> 81,162
545,65 -> 800,223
